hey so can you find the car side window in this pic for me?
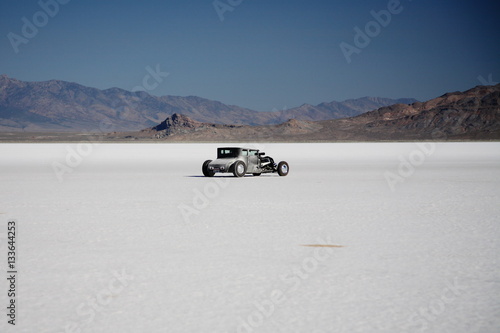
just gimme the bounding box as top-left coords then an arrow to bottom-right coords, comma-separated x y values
249,150 -> 258,156
219,149 -> 236,158
242,150 -> 248,156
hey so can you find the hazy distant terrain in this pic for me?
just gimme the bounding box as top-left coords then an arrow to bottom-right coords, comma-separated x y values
0,75 -> 415,132
0,75 -> 498,142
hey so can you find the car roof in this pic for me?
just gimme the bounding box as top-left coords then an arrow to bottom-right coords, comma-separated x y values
218,147 -> 259,150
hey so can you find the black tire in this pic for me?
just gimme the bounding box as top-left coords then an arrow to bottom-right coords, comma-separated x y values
253,173 -> 262,177
202,160 -> 215,177
233,161 -> 246,177
277,161 -> 289,176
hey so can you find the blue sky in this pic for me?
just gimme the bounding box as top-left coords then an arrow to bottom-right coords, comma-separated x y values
1,0 -> 499,111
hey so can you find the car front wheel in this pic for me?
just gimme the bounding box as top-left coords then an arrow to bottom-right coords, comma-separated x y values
277,161 -> 289,176
233,161 -> 246,177
202,160 -> 215,177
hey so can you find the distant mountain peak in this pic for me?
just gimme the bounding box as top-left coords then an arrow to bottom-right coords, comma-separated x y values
0,74 -> 18,85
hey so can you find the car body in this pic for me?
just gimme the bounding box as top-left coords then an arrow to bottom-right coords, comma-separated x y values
202,147 -> 289,177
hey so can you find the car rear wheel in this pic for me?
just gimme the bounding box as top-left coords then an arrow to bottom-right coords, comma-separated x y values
233,161 -> 246,177
202,160 -> 215,177
277,161 -> 289,176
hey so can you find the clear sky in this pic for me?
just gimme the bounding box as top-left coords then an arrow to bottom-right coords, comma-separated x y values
1,0 -> 499,111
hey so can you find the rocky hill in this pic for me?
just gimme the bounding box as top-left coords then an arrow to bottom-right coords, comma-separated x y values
137,113 -> 324,141
345,84 -> 500,140
0,75 -> 416,132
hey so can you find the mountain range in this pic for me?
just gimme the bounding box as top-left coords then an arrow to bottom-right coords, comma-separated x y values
0,75 -> 416,132
130,84 -> 499,141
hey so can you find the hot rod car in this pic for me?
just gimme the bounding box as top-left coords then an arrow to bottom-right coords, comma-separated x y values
202,147 -> 289,177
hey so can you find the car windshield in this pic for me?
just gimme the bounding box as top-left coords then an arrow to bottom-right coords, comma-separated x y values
218,148 -> 239,158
